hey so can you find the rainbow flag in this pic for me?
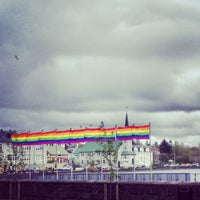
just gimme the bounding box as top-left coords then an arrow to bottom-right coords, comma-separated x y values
117,125 -> 150,140
11,125 -> 150,146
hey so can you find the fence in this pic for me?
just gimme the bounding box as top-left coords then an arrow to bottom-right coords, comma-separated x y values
0,171 -> 192,182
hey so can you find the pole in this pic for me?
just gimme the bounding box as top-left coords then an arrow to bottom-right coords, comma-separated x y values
174,152 -> 176,165
42,144 -> 45,180
14,147 -> 16,174
86,153 -> 88,181
115,125 -> 119,181
133,153 -> 136,181
29,146 -> 31,180
149,122 -> 152,181
70,153 -> 73,180
56,144 -> 59,180
101,155 -> 103,181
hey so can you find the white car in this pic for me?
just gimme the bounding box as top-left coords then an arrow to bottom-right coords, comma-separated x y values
62,164 -> 72,171
75,166 -> 84,171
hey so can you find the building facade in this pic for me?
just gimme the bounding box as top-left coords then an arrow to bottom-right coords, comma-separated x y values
72,140 -> 153,170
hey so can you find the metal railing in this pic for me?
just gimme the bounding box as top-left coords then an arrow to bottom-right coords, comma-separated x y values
0,171 -> 192,182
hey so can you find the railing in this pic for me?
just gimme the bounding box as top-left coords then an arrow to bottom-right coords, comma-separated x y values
0,171 -> 193,182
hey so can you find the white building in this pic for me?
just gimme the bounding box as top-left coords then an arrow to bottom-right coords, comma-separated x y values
118,140 -> 153,169
0,141 -> 69,171
73,142 -> 107,169
22,145 -> 47,169
72,140 -> 153,169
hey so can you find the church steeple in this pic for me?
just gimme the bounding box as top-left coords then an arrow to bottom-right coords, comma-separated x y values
125,107 -> 129,126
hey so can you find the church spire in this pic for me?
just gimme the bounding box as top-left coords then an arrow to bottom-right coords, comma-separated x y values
125,107 -> 129,126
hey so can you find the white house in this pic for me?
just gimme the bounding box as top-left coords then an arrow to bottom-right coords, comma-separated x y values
118,139 -> 153,169
73,142 -> 107,169
72,140 -> 153,169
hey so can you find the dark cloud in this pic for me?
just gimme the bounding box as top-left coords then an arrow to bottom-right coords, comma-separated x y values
1,0 -> 200,146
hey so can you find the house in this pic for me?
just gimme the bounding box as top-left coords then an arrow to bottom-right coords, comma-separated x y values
0,130 -> 13,143
46,145 -> 69,169
0,130 -> 16,172
73,141 -> 121,169
72,140 -> 153,170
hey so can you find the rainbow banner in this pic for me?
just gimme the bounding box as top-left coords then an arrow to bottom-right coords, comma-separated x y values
11,125 -> 150,146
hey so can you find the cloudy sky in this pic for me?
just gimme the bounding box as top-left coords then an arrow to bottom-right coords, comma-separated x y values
1,0 -> 200,146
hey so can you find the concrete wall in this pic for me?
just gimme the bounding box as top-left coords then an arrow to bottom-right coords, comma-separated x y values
0,180 -> 200,200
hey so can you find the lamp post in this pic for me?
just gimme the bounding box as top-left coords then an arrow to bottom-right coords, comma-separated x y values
85,153 -> 88,181
42,145 -> 45,180
56,144 -> 58,180
28,146 -> 31,180
100,155 -> 103,181
70,154 -> 73,181
174,152 -> 176,165
133,152 -> 136,181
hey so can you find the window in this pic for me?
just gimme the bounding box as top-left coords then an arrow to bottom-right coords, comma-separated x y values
36,155 -> 42,162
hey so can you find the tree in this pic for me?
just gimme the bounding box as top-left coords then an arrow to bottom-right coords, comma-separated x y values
159,139 -> 172,164
172,141 -> 198,164
11,146 -> 26,172
100,140 -> 120,181
16,146 -> 26,170
97,121 -> 120,182
96,121 -> 121,200
158,139 -> 200,165
159,139 -> 172,154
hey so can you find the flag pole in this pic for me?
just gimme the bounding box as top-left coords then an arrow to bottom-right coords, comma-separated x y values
149,122 -> 152,181
55,129 -> 59,180
115,125 -> 119,181
42,144 -> 45,180
29,144 -> 31,180
41,129 -> 45,180
28,131 -> 31,180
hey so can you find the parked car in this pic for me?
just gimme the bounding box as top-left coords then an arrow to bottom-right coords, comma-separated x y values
88,166 -> 99,172
135,165 -> 150,170
61,164 -> 72,171
23,168 -> 34,174
94,164 -> 101,171
102,167 -> 110,172
74,165 -> 84,171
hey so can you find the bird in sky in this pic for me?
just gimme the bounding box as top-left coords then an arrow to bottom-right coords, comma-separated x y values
15,55 -> 19,60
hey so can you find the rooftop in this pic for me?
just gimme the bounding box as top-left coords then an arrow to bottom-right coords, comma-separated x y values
47,145 -> 68,155
0,130 -> 14,143
74,141 -> 122,154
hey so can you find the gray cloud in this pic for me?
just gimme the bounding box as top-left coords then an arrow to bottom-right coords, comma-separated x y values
1,0 -> 200,146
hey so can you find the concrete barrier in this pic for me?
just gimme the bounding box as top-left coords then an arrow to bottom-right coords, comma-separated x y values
0,180 -> 200,200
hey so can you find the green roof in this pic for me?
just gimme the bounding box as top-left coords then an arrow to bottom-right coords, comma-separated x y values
74,141 -> 121,154
74,142 -> 103,154
47,145 -> 68,155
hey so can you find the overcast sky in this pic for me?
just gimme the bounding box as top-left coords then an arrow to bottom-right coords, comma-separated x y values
1,0 -> 200,146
